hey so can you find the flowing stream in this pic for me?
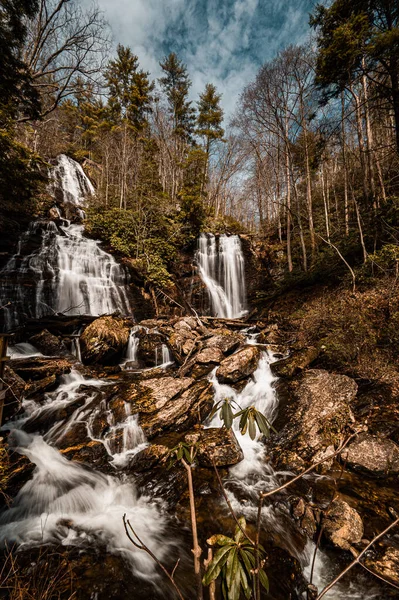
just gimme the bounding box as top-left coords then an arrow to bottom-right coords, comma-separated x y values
196,233 -> 247,318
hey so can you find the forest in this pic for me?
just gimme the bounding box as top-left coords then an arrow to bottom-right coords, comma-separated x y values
1,1 -> 399,600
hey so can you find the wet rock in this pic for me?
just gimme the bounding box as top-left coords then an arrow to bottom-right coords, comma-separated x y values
29,329 -> 69,357
10,357 -> 72,381
271,370 -> 357,469
272,347 -> 319,378
257,324 -> 280,345
204,330 -> 244,355
136,379 -> 214,438
185,427 -> 244,467
365,546 -> 399,585
168,321 -> 199,361
2,365 -> 25,421
128,376 -> 194,412
216,346 -> 261,384
323,498 -> 363,550
61,440 -> 111,471
24,374 -> 57,397
185,346 -> 224,379
80,316 -> 130,365
341,433 -> 399,477
136,329 -> 164,367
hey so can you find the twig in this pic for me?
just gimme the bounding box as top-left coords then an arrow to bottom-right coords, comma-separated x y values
122,514 -> 185,600
315,517 -> 399,599
358,561 -> 399,592
181,458 -> 203,600
260,433 -> 358,500
212,460 -> 255,546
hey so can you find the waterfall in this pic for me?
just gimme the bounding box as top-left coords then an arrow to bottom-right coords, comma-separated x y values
0,222 -> 131,330
49,154 -> 95,205
0,156 -> 132,331
196,233 -> 247,318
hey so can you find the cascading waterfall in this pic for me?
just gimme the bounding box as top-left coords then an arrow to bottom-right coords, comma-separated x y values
209,341 -> 378,599
49,154 -> 95,205
0,156 -> 132,331
196,233 -> 247,318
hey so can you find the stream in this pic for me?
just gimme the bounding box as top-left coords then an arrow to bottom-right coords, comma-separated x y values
0,155 -> 391,599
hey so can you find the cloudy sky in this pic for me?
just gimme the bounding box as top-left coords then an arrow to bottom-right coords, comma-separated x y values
95,0 -> 315,119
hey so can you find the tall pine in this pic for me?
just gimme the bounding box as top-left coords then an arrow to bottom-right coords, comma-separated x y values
159,52 -> 196,141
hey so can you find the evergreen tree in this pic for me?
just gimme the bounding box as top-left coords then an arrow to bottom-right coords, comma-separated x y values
311,0 -> 399,154
105,45 -> 154,131
159,52 -> 196,141
196,83 -> 224,155
0,0 -> 40,123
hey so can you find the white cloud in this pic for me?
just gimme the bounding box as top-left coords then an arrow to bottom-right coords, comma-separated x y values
90,0 -> 313,118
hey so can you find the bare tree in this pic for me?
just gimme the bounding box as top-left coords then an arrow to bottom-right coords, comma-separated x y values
21,0 -> 110,120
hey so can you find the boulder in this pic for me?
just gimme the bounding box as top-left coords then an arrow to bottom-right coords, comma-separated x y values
257,324 -> 280,345
80,316 -> 130,365
323,498 -> 364,550
10,357 -> 71,381
24,374 -> 57,398
365,546 -> 399,585
341,434 -> 399,477
271,370 -> 357,469
216,346 -> 261,384
131,378 -> 214,439
29,329 -> 69,357
135,328 -> 165,367
204,330 -> 244,355
185,428 -> 244,467
184,346 -> 224,379
272,347 -> 319,378
2,365 -> 25,421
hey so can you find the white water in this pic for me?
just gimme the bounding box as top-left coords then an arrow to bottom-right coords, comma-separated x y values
49,154 -> 95,206
155,344 -> 173,367
196,233 -> 247,318
209,343 -> 378,599
0,366 -> 166,577
0,433 -> 168,576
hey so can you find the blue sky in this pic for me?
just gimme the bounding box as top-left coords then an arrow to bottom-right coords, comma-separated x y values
95,0 -> 315,119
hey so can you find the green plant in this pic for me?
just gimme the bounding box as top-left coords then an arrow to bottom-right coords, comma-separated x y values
209,398 -> 276,439
203,517 -> 269,600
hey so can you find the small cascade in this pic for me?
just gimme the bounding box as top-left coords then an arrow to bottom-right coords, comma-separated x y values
155,344 -> 173,367
49,154 -> 95,205
196,233 -> 247,318
0,433 -> 169,575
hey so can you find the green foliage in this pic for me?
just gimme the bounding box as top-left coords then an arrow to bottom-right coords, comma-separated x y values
159,52 -> 196,140
209,398 -> 276,439
168,441 -> 198,467
86,206 -> 178,289
203,517 -> 269,600
196,83 -> 225,150
178,148 -> 208,242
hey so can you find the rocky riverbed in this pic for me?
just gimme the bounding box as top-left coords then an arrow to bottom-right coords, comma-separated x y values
1,314 -> 399,599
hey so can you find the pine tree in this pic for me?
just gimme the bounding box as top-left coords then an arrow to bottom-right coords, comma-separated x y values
196,83 -> 224,155
159,52 -> 196,141
105,45 -> 154,131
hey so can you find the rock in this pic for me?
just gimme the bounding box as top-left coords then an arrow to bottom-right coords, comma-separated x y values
216,346 -> 261,384
257,324 -> 280,345
184,346 -> 224,379
61,440 -> 111,471
137,379 -> 214,438
272,347 -> 319,378
136,329 -> 164,367
204,330 -> 244,355
365,546 -> 399,585
185,428 -> 244,467
128,377 -> 194,412
10,357 -> 72,381
168,323 -> 199,361
323,498 -> 363,550
80,316 -> 130,365
2,365 -> 25,421
271,370 -> 357,469
28,329 -> 69,357
341,433 -> 399,477
24,374 -> 57,398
